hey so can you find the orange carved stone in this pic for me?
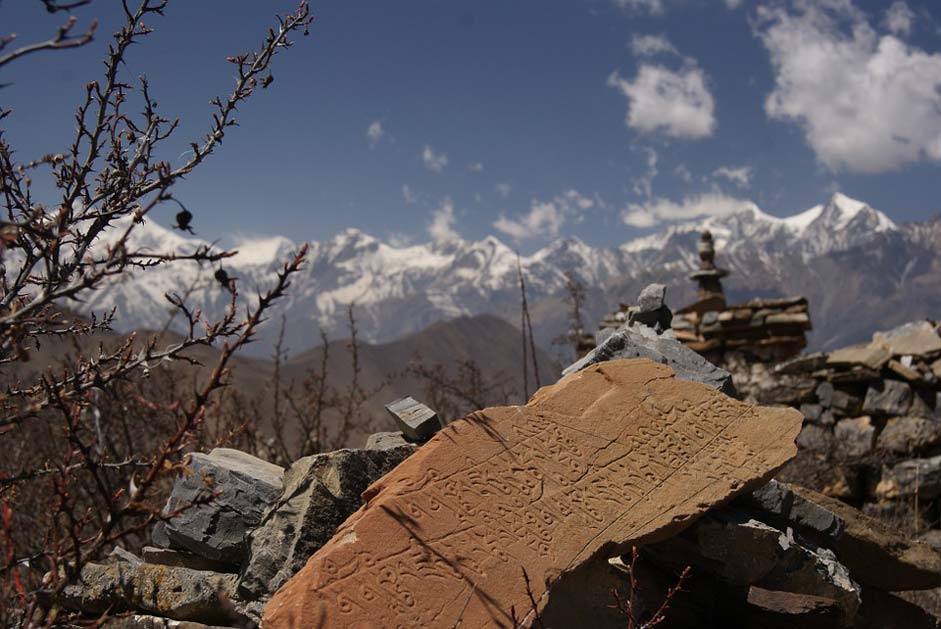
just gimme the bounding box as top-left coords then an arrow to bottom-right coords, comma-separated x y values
263,359 -> 803,628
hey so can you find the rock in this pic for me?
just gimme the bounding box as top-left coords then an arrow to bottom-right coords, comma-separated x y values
263,359 -> 803,628
800,403 -> 824,422
107,546 -> 143,566
788,484 -> 941,590
745,587 -> 842,628
563,323 -> 735,396
238,445 -> 415,601
827,343 -> 891,371
877,416 -> 941,454
875,455 -> 941,500
744,480 -> 845,542
140,546 -> 236,574
862,379 -> 912,416
796,424 -> 834,454
888,359 -> 922,382
856,587 -> 941,629
629,283 -> 673,331
765,312 -> 810,326
815,382 -> 863,416
873,321 -> 941,358
102,616 -> 231,629
58,562 -> 243,625
690,511 -> 860,621
364,431 -> 415,451
919,529 -> 941,551
834,416 -> 876,459
157,448 -> 284,566
775,352 -> 828,375
384,396 -> 442,441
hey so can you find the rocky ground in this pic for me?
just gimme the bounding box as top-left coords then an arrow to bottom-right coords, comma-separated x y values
54,290 -> 941,628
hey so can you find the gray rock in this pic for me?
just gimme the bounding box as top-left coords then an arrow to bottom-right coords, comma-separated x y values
774,352 -> 829,375
815,382 -> 862,416
746,480 -> 845,542
800,403 -> 824,423
562,323 -> 735,396
862,379 -> 912,416
58,562 -> 243,625
691,510 -> 860,621
875,455 -> 941,500
238,446 -> 414,601
384,396 -> 442,441
873,321 -> 941,358
107,546 -> 143,566
364,430 -> 415,451
877,416 -> 941,454
796,424 -> 833,454
141,546 -> 236,574
629,283 -> 673,332
834,416 -> 876,458
158,448 -> 284,565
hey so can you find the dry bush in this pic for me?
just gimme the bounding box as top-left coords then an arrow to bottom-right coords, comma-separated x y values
0,1 -> 313,624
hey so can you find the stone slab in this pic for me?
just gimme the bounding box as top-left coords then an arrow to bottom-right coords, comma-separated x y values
263,359 -> 802,628
873,321 -> 941,358
826,343 -> 891,371
563,323 -> 735,396
385,396 -> 442,441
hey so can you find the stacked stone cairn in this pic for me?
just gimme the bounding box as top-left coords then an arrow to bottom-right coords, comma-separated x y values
769,321 -> 941,537
55,295 -> 941,627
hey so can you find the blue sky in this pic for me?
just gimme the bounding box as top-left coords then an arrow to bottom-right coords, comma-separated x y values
2,0 -> 940,251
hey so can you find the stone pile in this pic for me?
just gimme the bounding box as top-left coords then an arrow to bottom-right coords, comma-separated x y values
56,442 -> 419,626
769,320 -> 941,531
54,305 -> 941,628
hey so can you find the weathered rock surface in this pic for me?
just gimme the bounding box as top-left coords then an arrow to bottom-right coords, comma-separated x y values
58,562 -> 243,625
834,416 -> 876,459
875,455 -> 941,500
238,445 -> 415,601
264,359 -> 802,628
744,480 -> 845,541
364,430 -> 415,450
563,323 -> 735,395
156,448 -> 284,566
788,484 -> 941,590
140,546 -> 235,574
873,321 -> 941,358
102,616 -> 232,629
827,343 -> 891,371
862,379 -> 912,417
384,396 -> 442,441
877,416 -> 941,454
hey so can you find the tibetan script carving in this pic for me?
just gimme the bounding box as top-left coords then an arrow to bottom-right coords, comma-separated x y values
264,358 -> 803,628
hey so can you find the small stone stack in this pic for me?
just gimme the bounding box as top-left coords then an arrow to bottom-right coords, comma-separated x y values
773,320 -> 941,539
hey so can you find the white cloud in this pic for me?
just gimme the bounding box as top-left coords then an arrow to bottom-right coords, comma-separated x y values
724,0 -> 744,9
608,63 -> 716,139
632,148 -> 659,198
613,0 -> 663,15
713,165 -> 752,188
495,182 -> 512,198
401,184 -> 416,204
428,198 -> 460,243
366,120 -> 384,147
622,192 -> 753,228
885,1 -> 915,36
467,162 -> 484,172
494,190 -> 595,241
757,1 -> 941,173
422,145 -> 448,172
630,34 -> 678,57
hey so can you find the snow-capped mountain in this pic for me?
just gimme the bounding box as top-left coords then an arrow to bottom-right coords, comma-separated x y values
80,193 -> 937,354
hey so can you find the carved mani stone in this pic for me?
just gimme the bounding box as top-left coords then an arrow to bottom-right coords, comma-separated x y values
263,359 -> 803,629
385,396 -> 442,441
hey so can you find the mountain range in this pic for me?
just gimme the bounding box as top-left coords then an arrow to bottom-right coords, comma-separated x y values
83,193 -> 941,356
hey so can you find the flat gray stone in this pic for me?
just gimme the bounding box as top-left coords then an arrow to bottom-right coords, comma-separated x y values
158,448 -> 284,565
745,480 -> 845,542
875,455 -> 941,500
384,396 -> 442,441
562,323 -> 735,396
141,546 -> 236,574
238,446 -> 415,601
815,382 -> 862,416
877,416 -> 941,454
873,321 -> 941,358
796,424 -> 833,454
862,379 -> 912,416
